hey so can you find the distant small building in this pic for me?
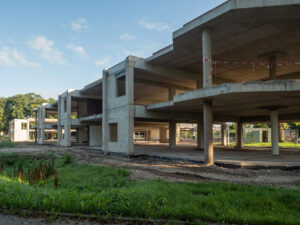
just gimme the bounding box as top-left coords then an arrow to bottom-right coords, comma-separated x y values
9,118 -> 57,142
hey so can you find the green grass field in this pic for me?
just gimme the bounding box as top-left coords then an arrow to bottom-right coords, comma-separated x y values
0,153 -> 300,225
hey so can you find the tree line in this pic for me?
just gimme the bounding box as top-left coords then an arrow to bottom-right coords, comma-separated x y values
0,93 -> 55,133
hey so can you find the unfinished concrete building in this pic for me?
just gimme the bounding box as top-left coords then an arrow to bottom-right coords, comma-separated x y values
36,0 -> 300,165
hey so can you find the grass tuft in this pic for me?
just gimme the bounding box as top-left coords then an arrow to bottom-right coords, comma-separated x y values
0,153 -> 299,224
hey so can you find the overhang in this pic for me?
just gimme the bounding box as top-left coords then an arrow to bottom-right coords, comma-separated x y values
146,80 -> 300,119
147,0 -> 300,82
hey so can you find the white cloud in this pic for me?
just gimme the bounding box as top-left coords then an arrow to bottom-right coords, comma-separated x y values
11,49 -> 42,69
123,40 -> 160,57
66,44 -> 86,55
95,57 -> 110,67
0,47 -> 41,68
28,36 -> 67,65
0,47 -> 15,66
71,18 -> 89,31
138,18 -> 169,31
120,33 -> 135,41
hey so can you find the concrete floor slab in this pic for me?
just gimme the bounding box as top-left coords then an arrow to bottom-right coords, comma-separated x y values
134,144 -> 300,169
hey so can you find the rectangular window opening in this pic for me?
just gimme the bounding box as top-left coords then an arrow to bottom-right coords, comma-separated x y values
21,123 -> 27,130
116,76 -> 126,97
64,100 -> 67,113
109,123 -> 118,142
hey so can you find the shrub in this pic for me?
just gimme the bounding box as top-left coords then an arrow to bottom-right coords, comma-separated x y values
63,153 -> 72,165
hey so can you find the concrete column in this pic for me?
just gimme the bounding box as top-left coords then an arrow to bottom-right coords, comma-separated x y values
102,70 -> 109,154
34,111 -> 37,143
64,92 -> 72,147
202,28 -> 213,88
169,121 -> 176,148
236,122 -> 243,148
221,122 -> 227,146
270,110 -> 279,155
57,95 -> 62,146
197,118 -> 204,149
159,127 -> 168,143
269,55 -> 277,80
168,87 -> 176,101
126,57 -> 135,155
37,105 -> 46,144
203,101 -> 213,165
27,119 -> 30,142
176,123 -> 181,143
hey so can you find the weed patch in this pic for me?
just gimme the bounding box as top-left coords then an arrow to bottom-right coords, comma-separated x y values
0,153 -> 299,225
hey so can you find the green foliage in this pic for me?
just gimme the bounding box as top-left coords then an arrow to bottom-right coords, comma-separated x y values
0,140 -> 15,149
244,142 -> 300,148
63,153 -> 72,165
0,154 -> 299,224
0,93 -> 54,133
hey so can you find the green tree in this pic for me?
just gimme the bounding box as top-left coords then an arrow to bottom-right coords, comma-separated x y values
1,93 -> 54,133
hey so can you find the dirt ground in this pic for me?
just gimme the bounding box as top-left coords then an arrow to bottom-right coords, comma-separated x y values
1,143 -> 300,188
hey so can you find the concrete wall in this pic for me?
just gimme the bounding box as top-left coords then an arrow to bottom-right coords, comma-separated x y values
89,125 -> 102,146
57,90 -> 72,147
77,101 -> 87,118
77,127 -> 89,145
134,127 -> 160,141
103,57 -> 136,154
9,119 -> 30,142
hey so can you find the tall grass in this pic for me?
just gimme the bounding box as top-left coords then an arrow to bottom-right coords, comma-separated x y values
0,153 -> 299,225
0,140 -> 15,149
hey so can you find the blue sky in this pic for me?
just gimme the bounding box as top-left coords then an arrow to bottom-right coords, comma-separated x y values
0,0 -> 225,99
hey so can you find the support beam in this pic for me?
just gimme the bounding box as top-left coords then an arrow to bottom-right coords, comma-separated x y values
202,28 -> 212,88
126,57 -> 135,155
168,87 -> 176,101
169,121 -> 176,148
270,110 -> 279,155
135,78 -> 193,92
57,95 -> 62,146
221,122 -> 227,146
102,70 -> 109,154
203,101 -> 213,165
236,122 -> 243,148
197,118 -> 204,149
64,93 -> 72,147
269,55 -> 277,80
34,111 -> 37,143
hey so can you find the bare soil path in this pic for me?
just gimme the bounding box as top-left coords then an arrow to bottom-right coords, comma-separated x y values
1,143 -> 300,188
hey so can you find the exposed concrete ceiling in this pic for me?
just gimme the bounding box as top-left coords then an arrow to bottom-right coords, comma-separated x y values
147,1 -> 300,83
134,68 -> 194,104
146,80 -> 300,119
80,79 -> 102,97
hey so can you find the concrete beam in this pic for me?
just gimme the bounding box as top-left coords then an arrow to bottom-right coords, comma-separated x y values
135,58 -> 202,82
135,78 -> 194,91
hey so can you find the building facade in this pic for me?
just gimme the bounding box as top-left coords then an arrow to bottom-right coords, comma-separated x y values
35,0 -> 300,165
